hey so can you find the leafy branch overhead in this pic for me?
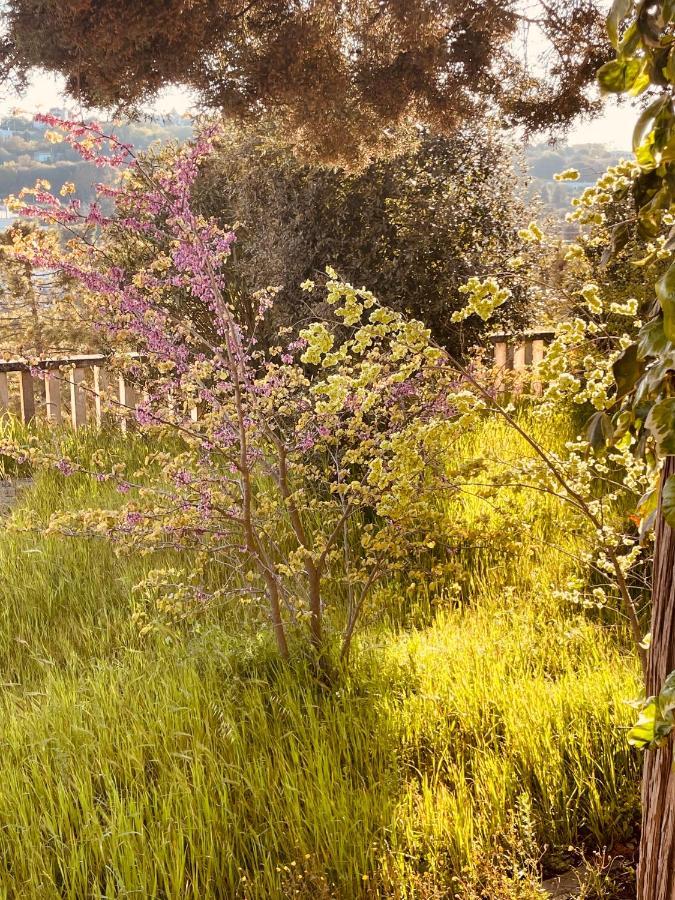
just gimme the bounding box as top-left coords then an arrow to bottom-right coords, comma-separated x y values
0,0 -> 610,163
597,2 -> 675,530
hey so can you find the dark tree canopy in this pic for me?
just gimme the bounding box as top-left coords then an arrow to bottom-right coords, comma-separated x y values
1,0 -> 610,162
107,123 -> 533,357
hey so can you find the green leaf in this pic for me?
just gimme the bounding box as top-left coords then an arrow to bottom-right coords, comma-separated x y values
635,136 -> 657,168
662,475 -> 675,528
637,318 -> 669,359
613,342 -> 644,398
586,411 -> 614,450
646,398 -> 675,455
619,21 -> 641,55
608,0 -> 633,48
598,57 -> 644,93
660,669 -> 675,712
665,225 -> 675,252
638,484 -> 658,516
640,509 -> 657,543
628,698 -> 661,747
642,351 -> 675,394
665,46 -> 675,83
633,96 -> 669,152
627,691 -> 675,749
601,221 -> 630,266
657,261 -> 675,341
666,0 -> 675,23
630,70 -> 651,96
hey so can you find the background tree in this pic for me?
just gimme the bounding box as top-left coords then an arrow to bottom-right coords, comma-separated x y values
188,123 -> 534,356
0,0 -> 609,163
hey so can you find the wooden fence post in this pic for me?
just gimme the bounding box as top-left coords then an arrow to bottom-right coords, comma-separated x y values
0,373 -> 8,415
45,370 -> 62,423
513,342 -> 526,370
532,338 -> 546,396
494,339 -> 507,369
19,371 -> 35,424
118,375 -> 136,433
70,367 -> 87,428
93,366 -> 108,428
531,338 -> 546,366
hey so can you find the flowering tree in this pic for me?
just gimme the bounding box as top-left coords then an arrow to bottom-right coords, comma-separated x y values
0,220 -> 100,356
4,115 -> 486,663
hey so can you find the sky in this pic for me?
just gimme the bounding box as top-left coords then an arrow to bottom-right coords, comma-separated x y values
0,73 -> 195,121
0,69 -> 638,152
556,96 -> 635,150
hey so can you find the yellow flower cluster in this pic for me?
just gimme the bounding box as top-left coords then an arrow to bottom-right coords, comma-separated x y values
517,221 -> 544,243
451,276 -> 512,323
579,283 -> 603,315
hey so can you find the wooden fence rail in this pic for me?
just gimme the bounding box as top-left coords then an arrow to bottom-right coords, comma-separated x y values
0,333 -> 556,429
0,354 -> 138,429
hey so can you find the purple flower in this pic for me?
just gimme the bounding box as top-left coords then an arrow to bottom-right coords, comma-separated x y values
55,459 -> 74,476
135,405 -> 156,426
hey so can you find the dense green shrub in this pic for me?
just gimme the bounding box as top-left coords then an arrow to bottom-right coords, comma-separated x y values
189,124 -> 534,357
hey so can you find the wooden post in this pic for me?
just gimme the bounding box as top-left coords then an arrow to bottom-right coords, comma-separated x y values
531,338 -> 546,366
70,367 -> 87,428
512,342 -> 527,394
93,366 -> 108,428
118,375 -> 136,433
44,371 -> 62,424
19,371 -> 35,424
0,373 -> 8,415
493,338 -> 508,392
638,454 -> 675,899
532,338 -> 546,396
494,340 -> 507,369
513,342 -> 526,370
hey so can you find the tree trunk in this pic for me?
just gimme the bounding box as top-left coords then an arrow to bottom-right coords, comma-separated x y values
639,454 -> 675,899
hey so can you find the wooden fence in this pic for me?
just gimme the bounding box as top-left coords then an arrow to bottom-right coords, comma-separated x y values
0,354 -> 137,429
0,334 -> 556,429
490,330 -> 555,372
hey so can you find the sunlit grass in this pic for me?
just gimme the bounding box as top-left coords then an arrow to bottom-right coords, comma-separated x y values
0,410 -> 641,898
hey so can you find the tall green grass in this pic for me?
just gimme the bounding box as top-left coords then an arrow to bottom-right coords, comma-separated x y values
0,411 -> 641,898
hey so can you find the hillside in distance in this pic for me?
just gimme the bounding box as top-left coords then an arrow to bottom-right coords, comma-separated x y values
0,110 -> 193,221
525,142 -> 630,234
